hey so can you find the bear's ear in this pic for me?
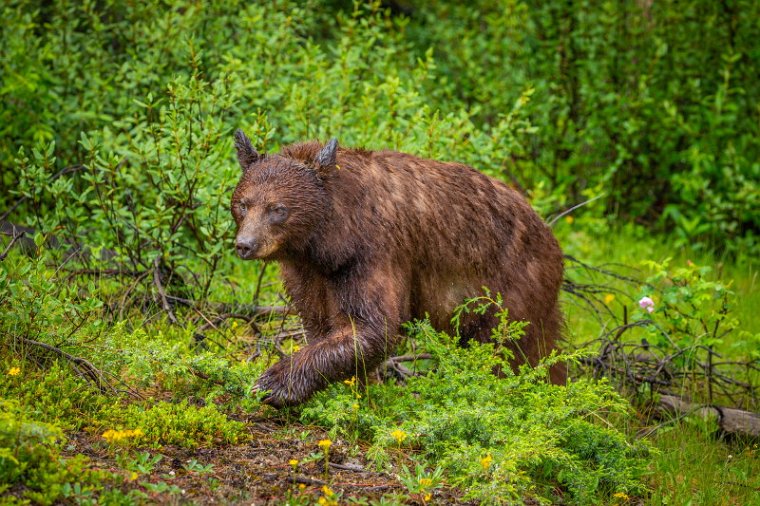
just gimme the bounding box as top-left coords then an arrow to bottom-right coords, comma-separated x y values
234,129 -> 261,170
315,138 -> 339,172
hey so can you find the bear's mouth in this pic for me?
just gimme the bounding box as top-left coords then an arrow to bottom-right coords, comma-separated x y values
235,237 -> 260,260
235,236 -> 279,260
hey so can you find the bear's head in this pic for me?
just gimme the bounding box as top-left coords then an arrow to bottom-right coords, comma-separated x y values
230,130 -> 336,261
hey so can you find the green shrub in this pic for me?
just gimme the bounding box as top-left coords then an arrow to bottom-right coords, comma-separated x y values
0,400 -> 109,505
118,400 -> 247,449
301,320 -> 651,505
406,0 -> 759,253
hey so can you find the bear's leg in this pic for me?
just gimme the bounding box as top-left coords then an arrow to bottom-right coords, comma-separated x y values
256,318 -> 398,407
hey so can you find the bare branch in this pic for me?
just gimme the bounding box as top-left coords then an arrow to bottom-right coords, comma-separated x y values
153,257 -> 178,324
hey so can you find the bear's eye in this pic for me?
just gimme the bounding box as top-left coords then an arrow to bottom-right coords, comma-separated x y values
238,202 -> 248,214
269,204 -> 289,224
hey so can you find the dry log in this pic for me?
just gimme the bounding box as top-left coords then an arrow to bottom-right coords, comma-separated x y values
658,394 -> 760,439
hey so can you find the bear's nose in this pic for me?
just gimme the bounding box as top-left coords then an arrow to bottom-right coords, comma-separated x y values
236,238 -> 258,259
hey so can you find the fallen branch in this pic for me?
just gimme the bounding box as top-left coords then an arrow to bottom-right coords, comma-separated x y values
329,462 -> 365,472
381,353 -> 433,380
165,294 -> 289,319
290,475 -> 326,486
18,337 -> 142,399
656,394 -> 760,439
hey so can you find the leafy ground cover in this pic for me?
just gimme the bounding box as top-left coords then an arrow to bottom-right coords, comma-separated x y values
2,227 -> 758,505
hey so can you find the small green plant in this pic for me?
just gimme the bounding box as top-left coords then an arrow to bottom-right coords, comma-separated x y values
452,290 -> 530,343
183,458 -> 214,475
140,480 -> 182,495
116,451 -> 163,475
641,259 -> 741,350
397,463 -> 443,504
643,259 -> 759,400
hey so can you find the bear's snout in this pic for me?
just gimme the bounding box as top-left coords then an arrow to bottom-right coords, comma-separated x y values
236,237 -> 259,260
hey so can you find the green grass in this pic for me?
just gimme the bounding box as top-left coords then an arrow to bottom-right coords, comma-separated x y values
647,423 -> 759,506
558,221 -> 760,342
555,223 -> 760,505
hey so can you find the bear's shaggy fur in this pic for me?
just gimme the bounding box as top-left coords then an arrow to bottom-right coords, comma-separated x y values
231,131 -> 565,407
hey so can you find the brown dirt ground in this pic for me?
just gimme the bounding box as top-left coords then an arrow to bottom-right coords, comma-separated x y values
59,419 -> 472,505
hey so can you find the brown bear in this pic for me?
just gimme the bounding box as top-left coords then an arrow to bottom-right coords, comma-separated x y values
231,130 -> 565,407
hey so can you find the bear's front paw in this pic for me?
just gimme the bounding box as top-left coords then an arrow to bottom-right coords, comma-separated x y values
255,361 -> 318,408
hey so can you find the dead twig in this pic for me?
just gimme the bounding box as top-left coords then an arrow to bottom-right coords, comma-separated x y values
381,353 -> 433,380
17,337 -> 143,399
329,462 -> 366,472
153,257 -> 178,324
290,475 -> 326,486
164,294 -> 289,319
197,313 -> 261,336
547,194 -> 606,227
0,227 -> 24,261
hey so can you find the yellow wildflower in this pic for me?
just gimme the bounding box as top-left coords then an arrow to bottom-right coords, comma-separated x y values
418,478 -> 433,488
298,483 -> 306,490
288,459 -> 299,470
102,428 -> 144,444
318,485 -> 338,505
102,429 -> 119,443
613,492 -> 630,502
480,454 -> 493,470
343,376 -> 356,387
565,215 -> 574,224
604,293 -> 615,304
129,471 -> 139,481
424,493 -> 432,502
318,439 -> 332,451
7,367 -> 20,376
352,403 -> 359,411
390,429 -> 407,444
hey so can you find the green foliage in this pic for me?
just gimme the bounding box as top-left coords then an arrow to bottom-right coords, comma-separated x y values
640,259 -> 739,351
0,400 -> 109,505
0,361 -> 114,432
0,252 -> 105,365
115,451 -> 162,475
118,400 -> 247,449
405,0 -> 760,253
301,321 -> 651,505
